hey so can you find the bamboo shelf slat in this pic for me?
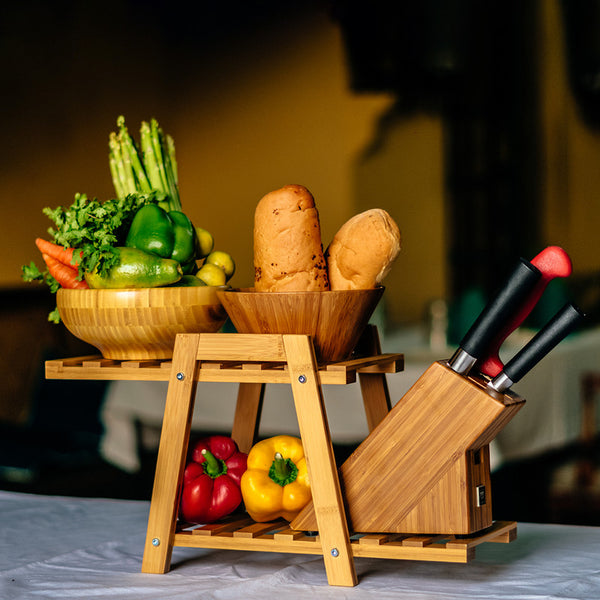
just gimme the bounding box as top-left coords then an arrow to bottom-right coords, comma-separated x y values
45,352 -> 404,384
173,517 -> 517,564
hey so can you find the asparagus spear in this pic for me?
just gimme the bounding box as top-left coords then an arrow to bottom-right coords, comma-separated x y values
109,153 -> 126,199
158,125 -> 181,211
140,120 -> 163,194
117,116 -> 152,194
151,119 -> 169,194
108,132 -> 130,198
166,134 -> 178,185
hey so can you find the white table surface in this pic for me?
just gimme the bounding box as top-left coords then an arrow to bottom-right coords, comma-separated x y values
1,490 -> 600,599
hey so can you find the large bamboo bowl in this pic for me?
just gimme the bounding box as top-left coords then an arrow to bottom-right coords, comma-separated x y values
57,286 -> 228,360
217,287 -> 384,363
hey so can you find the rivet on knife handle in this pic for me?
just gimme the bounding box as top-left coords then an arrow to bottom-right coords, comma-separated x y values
488,303 -> 585,393
448,258 -> 541,375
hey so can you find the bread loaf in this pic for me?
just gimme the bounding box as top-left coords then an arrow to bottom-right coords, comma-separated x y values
254,184 -> 329,292
326,209 -> 401,290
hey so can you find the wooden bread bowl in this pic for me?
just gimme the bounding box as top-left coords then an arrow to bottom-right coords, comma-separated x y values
217,287 -> 384,363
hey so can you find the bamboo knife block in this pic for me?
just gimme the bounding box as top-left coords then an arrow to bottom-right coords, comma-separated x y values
292,360 -> 525,535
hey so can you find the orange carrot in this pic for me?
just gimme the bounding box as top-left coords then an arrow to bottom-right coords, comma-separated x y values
35,238 -> 82,268
41,253 -> 89,289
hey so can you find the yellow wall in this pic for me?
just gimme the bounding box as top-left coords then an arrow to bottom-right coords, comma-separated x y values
353,113 -> 446,325
539,0 -> 600,273
5,8 -> 431,322
3,1 -> 599,328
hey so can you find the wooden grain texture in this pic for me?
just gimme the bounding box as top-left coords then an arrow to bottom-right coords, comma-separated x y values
292,361 -> 525,534
357,325 -> 392,432
283,334 -> 358,587
57,286 -> 228,360
217,287 -> 383,362
141,334 -> 201,574
231,382 -> 265,453
377,446 -> 493,534
194,333 -> 286,362
44,346 -> 403,385
172,518 -> 516,563
188,517 -> 254,536
444,521 -> 517,549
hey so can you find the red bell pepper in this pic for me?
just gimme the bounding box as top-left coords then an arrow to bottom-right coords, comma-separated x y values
180,435 -> 248,523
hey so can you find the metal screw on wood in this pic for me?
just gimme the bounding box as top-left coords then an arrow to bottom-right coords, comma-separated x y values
298,375 -> 307,384
152,538 -> 160,547
176,372 -> 185,381
331,548 -> 339,557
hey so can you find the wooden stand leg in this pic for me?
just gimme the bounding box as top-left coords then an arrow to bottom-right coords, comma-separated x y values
141,334 -> 200,574
231,383 -> 265,454
283,335 -> 358,587
359,373 -> 392,432
357,325 -> 392,431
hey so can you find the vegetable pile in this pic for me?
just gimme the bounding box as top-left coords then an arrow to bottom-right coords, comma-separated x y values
179,434 -> 312,525
22,117 -> 235,322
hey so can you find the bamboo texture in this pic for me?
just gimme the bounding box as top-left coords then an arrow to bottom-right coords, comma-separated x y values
56,286 -> 228,360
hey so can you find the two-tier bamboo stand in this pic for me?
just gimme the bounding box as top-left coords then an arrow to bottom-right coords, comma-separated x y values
45,326 -> 518,587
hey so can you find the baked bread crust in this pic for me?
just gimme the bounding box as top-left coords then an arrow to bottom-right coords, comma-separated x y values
326,208 -> 401,290
254,184 -> 330,291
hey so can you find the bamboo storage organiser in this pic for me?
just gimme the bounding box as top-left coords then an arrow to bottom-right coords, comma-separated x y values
45,326 -> 521,587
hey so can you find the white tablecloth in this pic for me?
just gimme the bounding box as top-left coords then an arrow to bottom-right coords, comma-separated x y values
1,490 -> 599,599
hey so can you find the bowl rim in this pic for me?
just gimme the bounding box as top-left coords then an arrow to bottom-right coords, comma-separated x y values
58,285 -> 230,294
56,285 -> 230,310
218,286 -> 384,296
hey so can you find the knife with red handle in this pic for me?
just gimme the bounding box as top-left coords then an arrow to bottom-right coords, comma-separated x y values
487,303 -> 585,393
448,257 -> 542,375
476,246 -> 573,378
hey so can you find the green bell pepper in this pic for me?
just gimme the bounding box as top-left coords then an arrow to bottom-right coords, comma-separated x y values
169,210 -> 196,265
125,204 -> 197,266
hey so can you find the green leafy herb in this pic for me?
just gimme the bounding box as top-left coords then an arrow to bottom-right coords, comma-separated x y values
43,191 -> 162,278
21,260 -> 59,292
21,191 -> 161,321
21,261 -> 61,322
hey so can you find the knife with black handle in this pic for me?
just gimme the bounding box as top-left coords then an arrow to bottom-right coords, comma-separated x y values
476,246 -> 573,377
488,303 -> 585,393
448,258 -> 542,375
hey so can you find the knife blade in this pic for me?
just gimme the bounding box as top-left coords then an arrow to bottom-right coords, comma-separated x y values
477,246 -> 573,378
487,303 -> 585,393
448,257 -> 542,375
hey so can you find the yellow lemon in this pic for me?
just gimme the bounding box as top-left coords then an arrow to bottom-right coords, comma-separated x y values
195,227 -> 214,258
206,250 -> 235,281
196,262 -> 227,287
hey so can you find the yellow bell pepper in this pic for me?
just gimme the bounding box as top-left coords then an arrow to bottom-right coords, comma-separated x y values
241,435 -> 311,522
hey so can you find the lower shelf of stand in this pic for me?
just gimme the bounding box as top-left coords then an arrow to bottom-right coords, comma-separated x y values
174,517 -> 517,564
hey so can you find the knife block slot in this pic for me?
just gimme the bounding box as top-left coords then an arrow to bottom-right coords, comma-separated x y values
291,360 -> 525,535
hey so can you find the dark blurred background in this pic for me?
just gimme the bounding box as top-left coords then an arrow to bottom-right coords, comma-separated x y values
1,0 -> 599,524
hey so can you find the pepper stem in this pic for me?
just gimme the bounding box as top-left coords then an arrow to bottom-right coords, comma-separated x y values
201,448 -> 227,479
269,452 -> 298,487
